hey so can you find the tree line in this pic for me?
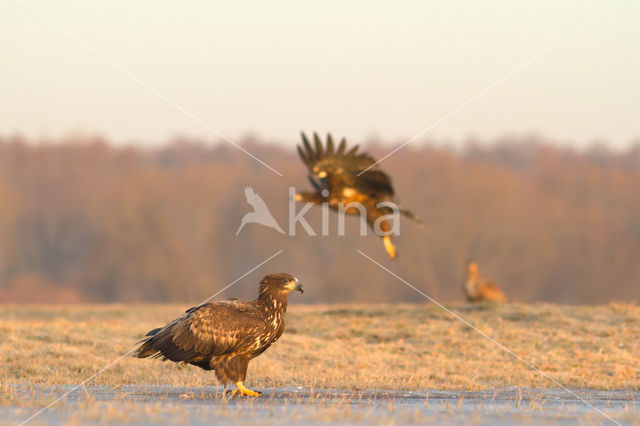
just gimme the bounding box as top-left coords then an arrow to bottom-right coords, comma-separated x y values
0,135 -> 639,304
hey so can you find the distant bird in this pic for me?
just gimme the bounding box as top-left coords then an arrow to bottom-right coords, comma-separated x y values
463,261 -> 508,303
236,186 -> 285,235
135,273 -> 303,397
296,132 -> 424,259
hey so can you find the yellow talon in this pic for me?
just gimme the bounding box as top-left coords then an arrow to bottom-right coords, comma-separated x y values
383,236 -> 397,259
234,382 -> 261,397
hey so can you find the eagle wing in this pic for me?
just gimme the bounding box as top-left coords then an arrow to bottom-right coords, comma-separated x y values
297,132 -> 394,198
136,300 -> 268,363
479,280 -> 508,303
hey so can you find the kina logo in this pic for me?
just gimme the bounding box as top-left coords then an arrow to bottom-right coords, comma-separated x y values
235,187 -> 285,235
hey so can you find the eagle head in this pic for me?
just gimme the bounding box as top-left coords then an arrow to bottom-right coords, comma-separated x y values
467,261 -> 479,275
260,273 -> 304,296
309,162 -> 339,194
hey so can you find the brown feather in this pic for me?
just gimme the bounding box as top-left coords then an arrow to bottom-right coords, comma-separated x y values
297,145 -> 309,166
135,273 -> 302,385
336,138 -> 347,156
346,145 -> 359,157
301,132 -> 315,161
326,133 -> 334,156
295,133 -> 425,259
313,133 -> 324,158
463,262 -> 508,303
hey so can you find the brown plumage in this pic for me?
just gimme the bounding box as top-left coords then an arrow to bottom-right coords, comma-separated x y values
295,132 -> 424,259
135,273 -> 303,397
463,261 -> 508,303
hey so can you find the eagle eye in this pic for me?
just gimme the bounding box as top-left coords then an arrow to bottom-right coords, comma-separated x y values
281,278 -> 288,284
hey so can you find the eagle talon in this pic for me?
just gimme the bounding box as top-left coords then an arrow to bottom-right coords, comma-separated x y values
296,133 -> 423,260
134,274 -> 302,404
234,382 -> 261,397
383,236 -> 397,259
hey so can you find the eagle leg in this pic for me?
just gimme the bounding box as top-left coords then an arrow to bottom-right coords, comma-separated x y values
233,381 -> 262,397
221,385 -> 230,402
382,236 -> 397,259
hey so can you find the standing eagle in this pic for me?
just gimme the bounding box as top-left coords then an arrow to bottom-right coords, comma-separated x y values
296,132 -> 424,259
463,261 -> 508,303
135,273 -> 303,397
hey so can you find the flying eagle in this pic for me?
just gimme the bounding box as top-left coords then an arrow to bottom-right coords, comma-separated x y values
135,273 -> 303,397
463,261 -> 508,303
296,132 -> 424,259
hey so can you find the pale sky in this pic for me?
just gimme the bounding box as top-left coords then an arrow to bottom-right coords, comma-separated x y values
1,0 -> 638,148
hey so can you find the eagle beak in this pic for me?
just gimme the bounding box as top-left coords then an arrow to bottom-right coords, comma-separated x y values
294,280 -> 304,294
309,175 -> 329,193
319,177 -> 328,189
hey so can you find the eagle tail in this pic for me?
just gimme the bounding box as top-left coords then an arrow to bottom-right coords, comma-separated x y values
400,209 -> 427,229
135,338 -> 158,359
134,327 -> 165,358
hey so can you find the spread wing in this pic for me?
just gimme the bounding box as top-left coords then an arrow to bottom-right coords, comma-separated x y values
136,300 -> 267,363
297,132 -> 394,198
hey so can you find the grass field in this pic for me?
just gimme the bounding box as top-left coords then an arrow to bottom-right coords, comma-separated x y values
1,302 -> 638,395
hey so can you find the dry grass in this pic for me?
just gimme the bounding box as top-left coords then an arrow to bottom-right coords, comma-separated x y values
0,302 -> 638,395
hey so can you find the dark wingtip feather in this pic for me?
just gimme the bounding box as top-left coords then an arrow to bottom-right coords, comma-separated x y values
326,134 -> 334,156
313,133 -> 324,158
134,339 -> 157,358
346,144 -> 359,157
297,145 -> 308,165
336,138 -> 347,156
146,327 -> 163,337
301,132 -> 315,160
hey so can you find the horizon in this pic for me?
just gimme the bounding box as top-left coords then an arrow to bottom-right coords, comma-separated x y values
1,131 -> 640,155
